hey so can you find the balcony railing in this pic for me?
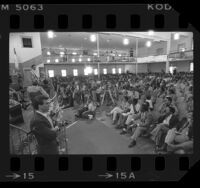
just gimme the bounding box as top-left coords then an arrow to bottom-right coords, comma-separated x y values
168,50 -> 193,61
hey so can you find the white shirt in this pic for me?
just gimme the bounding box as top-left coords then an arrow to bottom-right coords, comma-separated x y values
163,114 -> 172,125
36,110 -> 54,128
31,69 -> 39,78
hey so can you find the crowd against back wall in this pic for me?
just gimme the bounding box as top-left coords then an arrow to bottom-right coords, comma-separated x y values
9,60 -> 193,154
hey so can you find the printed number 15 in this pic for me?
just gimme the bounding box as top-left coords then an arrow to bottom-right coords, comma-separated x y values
23,173 -> 35,180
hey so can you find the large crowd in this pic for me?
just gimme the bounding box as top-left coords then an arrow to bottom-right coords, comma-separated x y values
9,70 -> 193,154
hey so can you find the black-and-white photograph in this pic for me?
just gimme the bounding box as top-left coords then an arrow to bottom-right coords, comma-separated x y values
9,32 -> 193,155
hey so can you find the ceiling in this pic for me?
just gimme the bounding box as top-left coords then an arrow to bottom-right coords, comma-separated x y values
40,32 -> 191,51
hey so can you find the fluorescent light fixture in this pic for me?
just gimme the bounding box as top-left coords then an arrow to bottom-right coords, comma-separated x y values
55,59 -> 59,63
72,58 -> 75,63
47,31 -> 54,38
48,70 -> 54,77
61,70 -> 67,77
123,38 -> 129,45
146,41 -> 152,47
93,53 -> 97,56
174,33 -> 180,40
60,52 -> 64,55
90,34 -> 96,42
47,59 -> 50,63
72,52 -> 77,55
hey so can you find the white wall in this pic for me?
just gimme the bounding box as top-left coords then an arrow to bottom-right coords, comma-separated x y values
138,41 -> 167,57
170,33 -> 193,53
9,32 -> 42,64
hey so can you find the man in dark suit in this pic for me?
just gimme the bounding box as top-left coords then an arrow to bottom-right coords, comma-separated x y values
30,95 -> 59,154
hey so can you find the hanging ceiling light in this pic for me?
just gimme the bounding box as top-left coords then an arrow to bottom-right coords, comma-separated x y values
47,60 -> 50,63
148,30 -> 154,36
90,34 -> 96,42
174,33 -> 180,40
72,58 -> 75,62
123,38 -> 129,45
87,58 -> 91,61
47,31 -> 54,38
79,58 -> 82,62
55,59 -> 59,63
146,41 -> 152,47
47,51 -> 51,55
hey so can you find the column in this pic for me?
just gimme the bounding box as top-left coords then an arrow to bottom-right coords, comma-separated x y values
135,38 -> 138,75
166,34 -> 172,73
96,33 -> 100,79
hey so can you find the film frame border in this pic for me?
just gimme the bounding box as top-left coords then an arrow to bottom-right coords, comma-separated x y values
0,3 -> 199,181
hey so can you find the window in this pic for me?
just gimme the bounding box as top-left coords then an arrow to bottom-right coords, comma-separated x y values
84,69 -> 88,75
73,69 -> 78,76
156,48 -> 164,55
118,68 -> 122,74
84,67 -> 93,75
94,69 -> 98,75
48,70 -> 54,78
103,68 -> 107,75
190,62 -> 194,72
112,68 -> 116,74
22,37 -> 32,48
61,70 -> 67,77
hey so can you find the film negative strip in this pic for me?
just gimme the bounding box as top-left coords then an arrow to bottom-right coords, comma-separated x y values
0,2 -> 199,182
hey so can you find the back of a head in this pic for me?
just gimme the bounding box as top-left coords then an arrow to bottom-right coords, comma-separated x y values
32,95 -> 48,110
142,102 -> 149,112
32,81 -> 38,86
169,106 -> 175,114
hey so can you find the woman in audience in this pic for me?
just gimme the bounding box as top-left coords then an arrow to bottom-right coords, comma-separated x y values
106,96 -> 129,125
164,113 -> 193,154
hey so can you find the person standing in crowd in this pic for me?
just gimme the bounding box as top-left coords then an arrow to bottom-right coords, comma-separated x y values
30,64 -> 40,84
30,95 -> 60,154
27,81 -> 49,103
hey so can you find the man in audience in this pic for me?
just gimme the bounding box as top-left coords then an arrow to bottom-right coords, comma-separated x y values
30,95 -> 60,154
128,102 -> 153,147
151,106 -> 179,152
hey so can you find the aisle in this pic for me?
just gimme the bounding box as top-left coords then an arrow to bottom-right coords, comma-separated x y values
65,119 -> 154,154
